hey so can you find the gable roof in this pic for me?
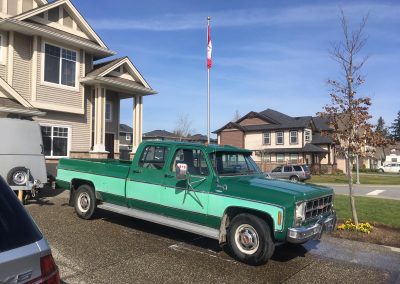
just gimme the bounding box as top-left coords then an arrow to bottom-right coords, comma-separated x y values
13,0 -> 108,49
235,111 -> 280,125
87,58 -> 126,77
84,57 -> 155,94
0,98 -> 45,116
120,123 -> 133,133
143,130 -> 175,138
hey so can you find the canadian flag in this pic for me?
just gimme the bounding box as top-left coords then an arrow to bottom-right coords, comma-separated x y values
207,23 -> 212,69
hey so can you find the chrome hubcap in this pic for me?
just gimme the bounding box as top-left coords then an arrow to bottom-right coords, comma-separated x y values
78,192 -> 90,212
235,224 -> 259,254
13,171 -> 27,185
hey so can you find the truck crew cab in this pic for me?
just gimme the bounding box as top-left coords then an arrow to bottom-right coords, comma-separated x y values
56,141 -> 336,265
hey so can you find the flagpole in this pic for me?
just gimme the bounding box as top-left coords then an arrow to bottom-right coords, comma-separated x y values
207,16 -> 211,144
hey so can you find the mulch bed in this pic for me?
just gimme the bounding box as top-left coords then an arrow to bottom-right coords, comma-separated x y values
330,224 -> 400,248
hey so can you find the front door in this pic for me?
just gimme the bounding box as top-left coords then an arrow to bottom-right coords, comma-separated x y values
162,147 -> 212,225
105,133 -> 114,159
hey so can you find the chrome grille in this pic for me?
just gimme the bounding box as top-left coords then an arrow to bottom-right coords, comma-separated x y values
305,195 -> 333,219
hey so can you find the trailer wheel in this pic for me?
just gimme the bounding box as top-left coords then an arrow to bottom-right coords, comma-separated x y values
7,167 -> 29,186
74,184 -> 96,219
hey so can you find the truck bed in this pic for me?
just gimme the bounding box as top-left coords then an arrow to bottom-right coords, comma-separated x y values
58,158 -> 131,180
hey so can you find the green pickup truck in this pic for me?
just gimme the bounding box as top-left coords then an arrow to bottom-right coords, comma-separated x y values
56,141 -> 336,265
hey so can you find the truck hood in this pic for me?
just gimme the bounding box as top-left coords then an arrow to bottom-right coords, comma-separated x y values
219,175 -> 334,205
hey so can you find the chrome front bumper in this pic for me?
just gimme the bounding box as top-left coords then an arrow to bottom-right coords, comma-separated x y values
287,212 -> 336,244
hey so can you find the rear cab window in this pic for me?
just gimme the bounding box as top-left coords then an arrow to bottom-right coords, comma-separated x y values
0,177 -> 42,253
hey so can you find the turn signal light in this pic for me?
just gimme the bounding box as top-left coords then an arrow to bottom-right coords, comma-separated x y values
278,211 -> 282,226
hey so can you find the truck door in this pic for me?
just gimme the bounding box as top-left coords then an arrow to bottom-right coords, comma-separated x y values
162,147 -> 211,225
125,145 -> 169,212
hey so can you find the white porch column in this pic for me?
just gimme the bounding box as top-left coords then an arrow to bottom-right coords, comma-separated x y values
92,85 -> 107,152
132,95 -> 143,153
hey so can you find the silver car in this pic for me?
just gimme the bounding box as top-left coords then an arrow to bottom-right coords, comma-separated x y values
0,176 -> 60,283
269,164 -> 311,181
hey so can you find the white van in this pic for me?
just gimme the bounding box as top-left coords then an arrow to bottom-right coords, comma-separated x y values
378,163 -> 400,173
0,118 -> 47,201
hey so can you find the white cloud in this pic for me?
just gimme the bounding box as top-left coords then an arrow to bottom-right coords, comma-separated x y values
89,3 -> 399,31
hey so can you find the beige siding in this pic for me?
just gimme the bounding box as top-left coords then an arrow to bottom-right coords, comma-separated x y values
34,94 -> 91,153
36,37 -> 83,109
220,129 -> 244,148
0,65 -> 5,80
13,33 -> 32,101
0,31 -> 8,80
22,0 -> 34,12
245,130 -> 302,150
7,0 -> 18,16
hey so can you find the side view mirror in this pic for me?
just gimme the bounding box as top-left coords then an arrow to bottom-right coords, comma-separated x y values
175,163 -> 188,180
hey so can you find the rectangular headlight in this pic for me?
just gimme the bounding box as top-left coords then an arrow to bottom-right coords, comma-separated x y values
295,202 -> 306,226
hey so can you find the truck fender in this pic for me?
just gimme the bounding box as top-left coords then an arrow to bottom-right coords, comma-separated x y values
218,206 -> 275,244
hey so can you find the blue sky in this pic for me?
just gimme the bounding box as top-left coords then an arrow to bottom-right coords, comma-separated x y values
73,0 -> 399,136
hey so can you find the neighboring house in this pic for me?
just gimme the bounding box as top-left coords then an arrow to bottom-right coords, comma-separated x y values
0,0 -> 156,161
119,123 -> 132,160
214,109 -> 336,173
142,129 -> 217,144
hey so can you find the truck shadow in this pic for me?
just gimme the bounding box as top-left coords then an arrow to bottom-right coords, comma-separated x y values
95,208 -> 310,263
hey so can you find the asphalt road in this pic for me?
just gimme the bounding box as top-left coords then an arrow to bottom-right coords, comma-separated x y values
26,189 -> 400,284
316,184 -> 400,200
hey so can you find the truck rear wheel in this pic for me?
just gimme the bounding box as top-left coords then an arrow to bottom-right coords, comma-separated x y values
74,184 -> 96,220
227,213 -> 275,265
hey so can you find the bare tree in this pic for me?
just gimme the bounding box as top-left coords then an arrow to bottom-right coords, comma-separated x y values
173,114 -> 193,139
232,110 -> 241,122
319,10 -> 373,226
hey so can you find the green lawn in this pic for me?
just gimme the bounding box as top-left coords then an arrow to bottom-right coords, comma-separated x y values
334,195 -> 400,228
309,174 -> 400,185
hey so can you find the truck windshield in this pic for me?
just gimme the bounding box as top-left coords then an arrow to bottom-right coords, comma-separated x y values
209,152 -> 261,176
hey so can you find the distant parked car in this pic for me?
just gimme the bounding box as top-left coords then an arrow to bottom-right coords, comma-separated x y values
269,164 -> 311,181
0,118 -> 47,203
0,176 -> 60,283
378,163 -> 400,173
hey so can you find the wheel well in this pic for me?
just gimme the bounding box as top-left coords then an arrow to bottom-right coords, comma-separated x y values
71,179 -> 95,191
69,179 -> 95,206
219,207 -> 275,243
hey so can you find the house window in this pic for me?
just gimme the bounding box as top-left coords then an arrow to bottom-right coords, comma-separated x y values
126,134 -> 131,141
290,154 -> 299,163
276,131 -> 284,145
305,130 -> 312,143
263,132 -> 270,145
290,130 -> 298,144
276,153 -> 284,163
41,125 -> 69,157
105,102 -> 112,121
262,153 -> 271,163
44,43 -> 77,87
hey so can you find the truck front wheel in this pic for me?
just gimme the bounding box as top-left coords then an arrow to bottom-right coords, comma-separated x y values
74,184 -> 96,220
227,213 -> 275,265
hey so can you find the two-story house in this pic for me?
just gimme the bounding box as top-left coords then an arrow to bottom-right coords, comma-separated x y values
214,109 -> 336,173
0,0 -> 156,161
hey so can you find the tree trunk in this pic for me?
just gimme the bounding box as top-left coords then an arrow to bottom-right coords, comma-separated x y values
346,152 -> 359,225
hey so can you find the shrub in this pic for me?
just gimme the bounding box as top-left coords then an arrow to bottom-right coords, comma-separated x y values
337,219 -> 373,234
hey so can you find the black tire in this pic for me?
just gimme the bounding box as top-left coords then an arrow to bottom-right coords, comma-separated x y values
290,175 -> 299,182
74,184 -> 96,219
227,213 -> 275,265
7,167 -> 30,186
378,169 -> 384,173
